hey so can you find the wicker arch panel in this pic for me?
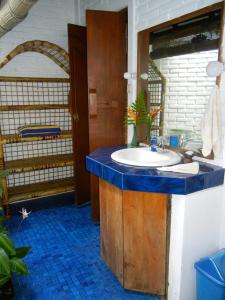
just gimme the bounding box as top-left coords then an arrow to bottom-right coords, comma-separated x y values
0,40 -> 70,74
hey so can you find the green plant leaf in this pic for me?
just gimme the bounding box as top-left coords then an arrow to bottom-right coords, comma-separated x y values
0,227 -> 8,234
15,246 -> 31,259
0,208 -> 4,218
0,234 -> 16,256
0,274 -> 10,287
0,216 -> 4,224
0,170 -> 10,178
10,257 -> 29,275
0,248 -> 10,277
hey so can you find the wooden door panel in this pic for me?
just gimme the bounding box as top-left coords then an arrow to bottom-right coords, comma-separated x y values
68,24 -> 90,205
87,10 -> 127,221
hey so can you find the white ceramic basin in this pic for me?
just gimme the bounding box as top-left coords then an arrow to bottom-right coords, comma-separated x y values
111,147 -> 181,167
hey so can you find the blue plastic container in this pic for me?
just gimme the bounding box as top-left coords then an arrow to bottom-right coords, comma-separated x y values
169,135 -> 179,147
194,249 -> 225,300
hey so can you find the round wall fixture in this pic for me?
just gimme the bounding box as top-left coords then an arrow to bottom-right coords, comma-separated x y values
206,61 -> 224,77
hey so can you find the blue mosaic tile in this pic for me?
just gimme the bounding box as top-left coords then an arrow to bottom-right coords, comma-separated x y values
6,205 -> 160,300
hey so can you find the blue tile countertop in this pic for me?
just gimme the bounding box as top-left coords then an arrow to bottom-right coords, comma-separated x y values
86,145 -> 225,195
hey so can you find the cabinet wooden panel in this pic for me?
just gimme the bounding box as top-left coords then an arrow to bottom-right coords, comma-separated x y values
99,179 -> 169,296
99,179 -> 124,284
123,190 -> 169,295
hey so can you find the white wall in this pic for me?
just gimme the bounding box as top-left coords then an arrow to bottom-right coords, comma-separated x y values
135,0 -> 220,32
0,0 -> 76,77
169,187 -> 224,300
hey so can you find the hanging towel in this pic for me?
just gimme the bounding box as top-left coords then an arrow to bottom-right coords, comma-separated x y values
201,85 -> 222,158
157,162 -> 199,174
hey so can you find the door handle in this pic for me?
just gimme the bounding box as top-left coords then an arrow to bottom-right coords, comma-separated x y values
89,89 -> 97,117
72,113 -> 79,121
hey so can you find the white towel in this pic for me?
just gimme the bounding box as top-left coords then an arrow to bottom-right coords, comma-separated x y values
157,162 -> 199,174
201,85 -> 222,158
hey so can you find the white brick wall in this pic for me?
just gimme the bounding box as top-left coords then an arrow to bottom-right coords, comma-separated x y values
79,0 -> 129,25
0,0 -> 76,77
155,50 -> 218,142
135,0 -> 219,32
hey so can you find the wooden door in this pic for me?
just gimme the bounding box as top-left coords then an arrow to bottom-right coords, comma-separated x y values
87,10 -> 127,222
68,24 -> 90,205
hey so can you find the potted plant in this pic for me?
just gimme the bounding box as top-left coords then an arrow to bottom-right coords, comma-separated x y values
146,106 -> 161,143
0,170 -> 31,299
125,91 -> 161,146
125,91 -> 148,146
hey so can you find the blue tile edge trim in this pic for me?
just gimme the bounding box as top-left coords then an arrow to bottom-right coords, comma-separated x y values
86,146 -> 225,195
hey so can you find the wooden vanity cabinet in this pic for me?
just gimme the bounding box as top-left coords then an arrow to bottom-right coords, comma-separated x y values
100,179 -> 170,295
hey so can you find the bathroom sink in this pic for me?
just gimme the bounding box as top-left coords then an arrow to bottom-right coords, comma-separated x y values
111,147 -> 181,167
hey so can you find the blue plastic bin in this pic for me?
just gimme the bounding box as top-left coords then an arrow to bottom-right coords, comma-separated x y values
194,249 -> 225,300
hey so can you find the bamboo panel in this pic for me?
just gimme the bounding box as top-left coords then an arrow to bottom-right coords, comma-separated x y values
0,130 -> 72,145
8,177 -> 75,203
0,104 -> 68,111
5,154 -> 73,173
0,76 -> 69,82
0,142 -> 4,169
0,40 -> 70,75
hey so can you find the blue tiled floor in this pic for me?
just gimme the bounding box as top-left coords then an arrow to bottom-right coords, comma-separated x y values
7,204 -> 161,300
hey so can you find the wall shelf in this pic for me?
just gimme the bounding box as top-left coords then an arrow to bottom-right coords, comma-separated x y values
0,104 -> 68,111
0,76 -> 74,208
0,130 -> 72,144
8,177 -> 75,203
5,154 -> 73,173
